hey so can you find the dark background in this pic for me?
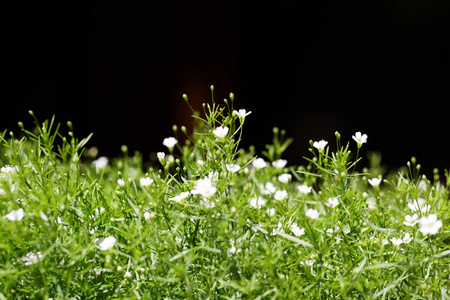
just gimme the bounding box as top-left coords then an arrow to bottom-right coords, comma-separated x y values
3,1 -> 450,177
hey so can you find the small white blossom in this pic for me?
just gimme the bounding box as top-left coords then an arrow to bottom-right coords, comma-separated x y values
233,109 -> 252,120
248,196 -> 267,209
300,260 -> 314,266
403,214 -> 419,227
407,198 -> 430,213
352,132 -> 368,146
92,157 -> 108,170
124,271 -> 132,278
261,182 -> 276,194
163,137 -> 178,148
419,214 -> 443,235
140,177 -> 154,187
200,198 -> 215,209
0,189 -> 6,197
1,165 -> 18,173
227,245 -> 242,256
305,208 -> 320,220
298,184 -> 312,194
313,140 -> 328,151
4,208 -> 25,221
274,190 -> 288,201
197,159 -> 204,166
402,233 -> 412,244
226,164 -> 241,173
266,208 -> 276,216
368,177 -> 382,187
157,152 -> 165,160
325,197 -> 339,208
366,197 -> 377,212
278,173 -> 291,183
22,251 -> 42,265
117,179 -> 125,187
143,211 -> 151,220
272,159 -> 287,169
390,237 -> 403,246
252,158 -> 267,169
194,178 -> 217,198
95,236 -> 117,251
169,191 -> 190,203
290,222 -> 305,237
212,126 -> 229,138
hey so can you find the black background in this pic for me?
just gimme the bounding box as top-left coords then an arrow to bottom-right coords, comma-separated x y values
3,1 -> 450,177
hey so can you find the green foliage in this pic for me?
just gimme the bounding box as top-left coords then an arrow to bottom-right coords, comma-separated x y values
0,92 -> 449,299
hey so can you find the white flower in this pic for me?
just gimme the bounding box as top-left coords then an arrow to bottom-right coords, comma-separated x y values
124,271 -> 132,278
92,157 -> 108,170
352,132 -> 368,146
272,159 -> 287,169
252,158 -> 267,169
274,190 -> 288,201
1,165 -> 18,173
233,109 -> 252,120
143,211 -> 151,220
390,237 -> 403,246
4,208 -> 25,221
226,164 -> 241,173
163,137 -> 178,148
227,245 -> 242,256
402,233 -> 412,244
169,191 -> 190,203
300,260 -> 314,266
418,214 -> 443,235
95,236 -> 117,251
22,251 -> 42,265
278,173 -> 291,183
157,152 -> 165,160
117,179 -> 125,187
290,222 -> 305,237
0,189 -> 6,197
266,208 -> 276,216
313,140 -> 328,151
403,214 -> 419,226
407,198 -> 430,213
248,197 -> 267,209
325,197 -> 339,208
368,178 -> 382,187
212,126 -> 229,138
194,178 -> 216,198
298,184 -> 312,194
140,177 -> 154,187
261,182 -> 276,194
197,159 -> 204,166
305,208 -> 320,220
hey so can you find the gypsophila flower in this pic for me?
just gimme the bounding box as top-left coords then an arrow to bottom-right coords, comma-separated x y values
252,158 -> 267,169
117,179 -> 125,187
274,190 -> 288,201
298,184 -> 312,194
4,208 -> 25,221
0,189 -> 6,197
407,198 -> 430,213
366,197 -> 377,212
402,233 -> 412,244
157,152 -> 165,161
92,157 -> 108,170
261,182 -> 276,194
278,173 -> 291,183
227,245 -> 242,256
124,271 -> 132,278
163,137 -> 177,148
1,165 -> 18,173
226,164 -> 241,173
313,140 -> 328,151
169,191 -> 190,203
368,177 -> 382,187
95,236 -> 116,251
233,109 -> 251,120
390,237 -> 403,246
200,198 -> 215,209
290,222 -> 305,237
325,197 -> 339,208
305,208 -> 320,220
352,132 -> 368,146
266,208 -> 276,216
249,196 -> 267,209
212,126 -> 229,138
300,260 -> 314,266
272,159 -> 287,169
140,177 -> 154,187
418,214 -> 443,235
22,251 -> 42,265
403,214 -> 419,226
194,178 -> 216,198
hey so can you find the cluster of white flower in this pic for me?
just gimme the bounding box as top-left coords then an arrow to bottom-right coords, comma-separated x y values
1,165 -> 18,173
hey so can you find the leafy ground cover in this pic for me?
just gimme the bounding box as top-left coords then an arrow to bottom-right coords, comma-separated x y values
1,88 -> 449,299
